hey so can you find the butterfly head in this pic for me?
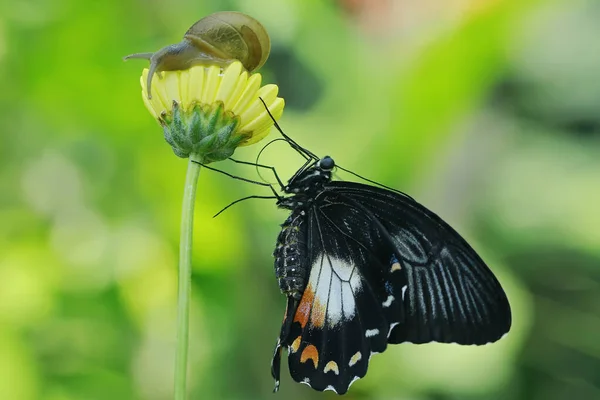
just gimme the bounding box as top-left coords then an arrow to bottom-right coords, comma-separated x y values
278,156 -> 335,208
318,156 -> 335,171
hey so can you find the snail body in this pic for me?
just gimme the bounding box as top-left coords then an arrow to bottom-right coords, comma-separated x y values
124,11 -> 271,99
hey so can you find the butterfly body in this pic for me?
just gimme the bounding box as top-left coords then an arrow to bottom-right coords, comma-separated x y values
273,161 -> 333,298
269,156 -> 511,394
273,210 -> 308,299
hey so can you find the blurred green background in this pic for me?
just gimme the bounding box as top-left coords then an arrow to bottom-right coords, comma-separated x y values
1,0 -> 599,399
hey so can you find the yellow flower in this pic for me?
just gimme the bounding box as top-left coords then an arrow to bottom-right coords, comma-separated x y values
139,61 -> 285,162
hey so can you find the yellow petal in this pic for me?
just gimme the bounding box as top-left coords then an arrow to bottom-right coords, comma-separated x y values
241,98 -> 285,146
216,61 -> 243,106
224,70 -> 248,110
179,69 -> 191,106
232,73 -> 262,115
202,65 -> 220,104
142,95 -> 157,119
141,72 -> 158,119
240,84 -> 279,125
188,66 -> 205,107
164,71 -> 182,104
153,73 -> 172,113
141,71 -> 149,100
141,69 -> 167,116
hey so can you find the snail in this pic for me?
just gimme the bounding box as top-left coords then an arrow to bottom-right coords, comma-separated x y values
124,11 -> 271,99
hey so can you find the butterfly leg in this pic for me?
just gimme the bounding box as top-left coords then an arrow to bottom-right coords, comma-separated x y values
191,160 -> 281,201
228,157 -> 285,190
212,195 -> 279,218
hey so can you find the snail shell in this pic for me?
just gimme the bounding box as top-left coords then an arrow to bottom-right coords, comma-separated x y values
124,11 -> 271,99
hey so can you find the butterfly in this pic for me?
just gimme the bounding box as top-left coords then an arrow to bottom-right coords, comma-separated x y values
203,105 -> 511,394
262,129 -> 511,394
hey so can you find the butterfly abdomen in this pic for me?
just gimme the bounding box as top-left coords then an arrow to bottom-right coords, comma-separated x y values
274,210 -> 308,300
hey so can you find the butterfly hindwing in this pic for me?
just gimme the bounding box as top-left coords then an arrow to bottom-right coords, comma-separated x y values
283,202 -> 406,393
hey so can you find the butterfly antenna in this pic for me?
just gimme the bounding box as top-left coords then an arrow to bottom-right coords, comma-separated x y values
213,195 -> 278,218
335,164 -> 415,200
259,97 -> 319,161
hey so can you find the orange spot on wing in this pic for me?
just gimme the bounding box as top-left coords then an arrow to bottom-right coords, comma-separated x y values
290,336 -> 302,354
310,297 -> 326,328
294,285 -> 314,328
300,345 -> 319,368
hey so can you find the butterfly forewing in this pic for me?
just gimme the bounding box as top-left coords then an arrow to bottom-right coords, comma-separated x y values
326,181 -> 512,345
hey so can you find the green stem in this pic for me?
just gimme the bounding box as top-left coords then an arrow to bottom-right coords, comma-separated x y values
174,155 -> 202,400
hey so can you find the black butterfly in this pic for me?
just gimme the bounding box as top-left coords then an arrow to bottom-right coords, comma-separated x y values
203,110 -> 511,394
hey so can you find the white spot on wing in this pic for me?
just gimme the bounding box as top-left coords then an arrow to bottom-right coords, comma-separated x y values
348,376 -> 361,389
390,262 -> 402,272
324,385 -> 338,393
313,256 -> 332,317
388,322 -> 399,338
327,274 -> 343,327
401,285 -> 407,300
307,256 -> 322,289
365,329 -> 379,337
341,283 -> 356,321
349,351 -> 362,367
324,361 -> 340,375
330,256 -> 354,281
349,267 -> 362,293
300,377 -> 311,387
309,254 -> 364,327
382,295 -> 395,308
